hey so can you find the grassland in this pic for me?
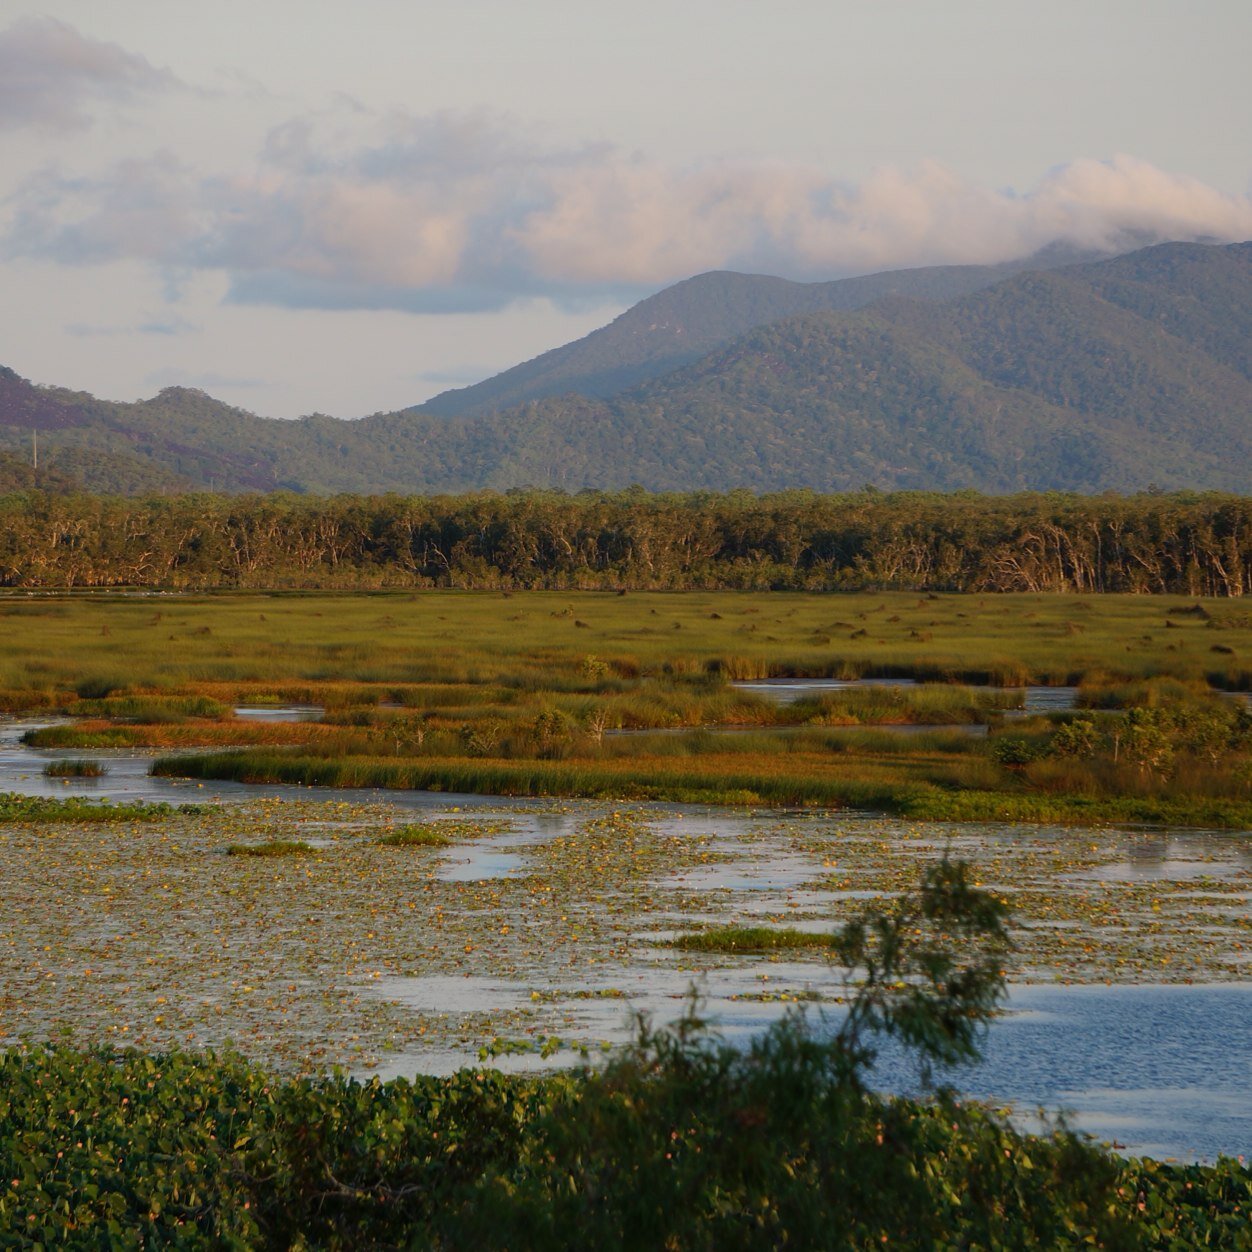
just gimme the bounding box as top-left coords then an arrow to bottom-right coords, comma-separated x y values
0,588 -> 1249,692
4,589 -> 1252,824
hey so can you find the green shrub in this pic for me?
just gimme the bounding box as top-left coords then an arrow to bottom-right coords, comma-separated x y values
988,735 -> 1046,765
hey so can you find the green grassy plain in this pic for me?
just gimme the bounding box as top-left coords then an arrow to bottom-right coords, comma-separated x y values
0,588 -> 1250,692
6,590 -> 1252,824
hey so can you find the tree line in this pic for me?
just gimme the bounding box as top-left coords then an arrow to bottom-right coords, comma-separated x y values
0,489 -> 1250,595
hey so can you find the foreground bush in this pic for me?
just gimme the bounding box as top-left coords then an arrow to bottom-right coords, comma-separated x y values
2,1041 -> 1247,1248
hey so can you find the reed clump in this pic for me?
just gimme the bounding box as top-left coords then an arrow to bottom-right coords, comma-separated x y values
671,926 -> 840,953
784,684 -> 1019,726
42,759 -> 107,778
378,825 -> 451,848
225,840 -> 315,858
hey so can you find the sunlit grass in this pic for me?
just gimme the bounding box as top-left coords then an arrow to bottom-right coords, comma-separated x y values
2,590 -> 1249,696
10,590 -> 1252,824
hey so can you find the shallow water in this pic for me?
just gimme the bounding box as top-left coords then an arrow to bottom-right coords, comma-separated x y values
1,715 -> 1248,1162
938,983 -> 1252,1162
0,717 -> 560,811
734,678 -> 1078,713
734,677 -> 917,702
233,704 -> 324,722
367,972 -> 1251,1162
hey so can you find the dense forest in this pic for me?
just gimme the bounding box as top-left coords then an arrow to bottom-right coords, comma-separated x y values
2,489 -> 1250,595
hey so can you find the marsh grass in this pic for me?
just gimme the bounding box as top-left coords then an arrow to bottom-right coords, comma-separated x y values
378,825 -> 451,848
0,688 -> 57,714
42,759 -> 107,778
784,684 -> 1020,725
671,926 -> 839,953
14,590 -> 1252,824
69,694 -> 230,721
22,720 -> 334,750
1074,675 -> 1232,710
4,590 -> 1251,699
225,840 -> 315,858
902,789 -> 1252,827
155,741 -> 1252,825
155,749 -> 921,808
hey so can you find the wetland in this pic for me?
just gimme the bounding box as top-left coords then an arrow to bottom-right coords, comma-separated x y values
0,589 -> 1249,1182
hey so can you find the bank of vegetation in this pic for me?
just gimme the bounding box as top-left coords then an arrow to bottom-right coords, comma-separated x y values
0,792 -> 197,823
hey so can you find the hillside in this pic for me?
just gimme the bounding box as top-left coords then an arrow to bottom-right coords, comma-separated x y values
0,241 -> 1248,495
418,247 -> 1100,417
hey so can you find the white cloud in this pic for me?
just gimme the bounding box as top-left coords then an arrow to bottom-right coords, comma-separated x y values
0,17 -> 179,131
4,108 -> 1251,312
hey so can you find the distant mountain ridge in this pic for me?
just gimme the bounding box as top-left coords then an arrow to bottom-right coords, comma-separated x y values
417,246 -> 1105,417
0,241 -> 1248,496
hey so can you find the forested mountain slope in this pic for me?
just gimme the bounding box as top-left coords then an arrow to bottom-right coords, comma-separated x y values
0,241 -> 1247,495
417,248 -> 1099,417
443,241 -> 1252,493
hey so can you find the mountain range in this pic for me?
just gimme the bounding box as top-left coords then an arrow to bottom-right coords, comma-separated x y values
1,240 -> 1248,495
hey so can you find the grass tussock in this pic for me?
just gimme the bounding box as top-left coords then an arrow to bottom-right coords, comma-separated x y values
42,759 -> 107,778
378,824 -> 451,848
785,684 -> 1020,726
671,926 -> 839,953
225,839 -> 315,858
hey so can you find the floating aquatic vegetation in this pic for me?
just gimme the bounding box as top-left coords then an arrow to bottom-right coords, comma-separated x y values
0,796 -> 1244,1078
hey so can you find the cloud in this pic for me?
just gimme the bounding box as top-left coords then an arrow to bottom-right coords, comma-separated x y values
66,315 -> 199,338
145,367 -> 272,391
5,109 -> 1251,311
0,17 -> 180,132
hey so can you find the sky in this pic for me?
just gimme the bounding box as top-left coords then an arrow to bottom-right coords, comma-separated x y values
1,0 -> 1250,419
